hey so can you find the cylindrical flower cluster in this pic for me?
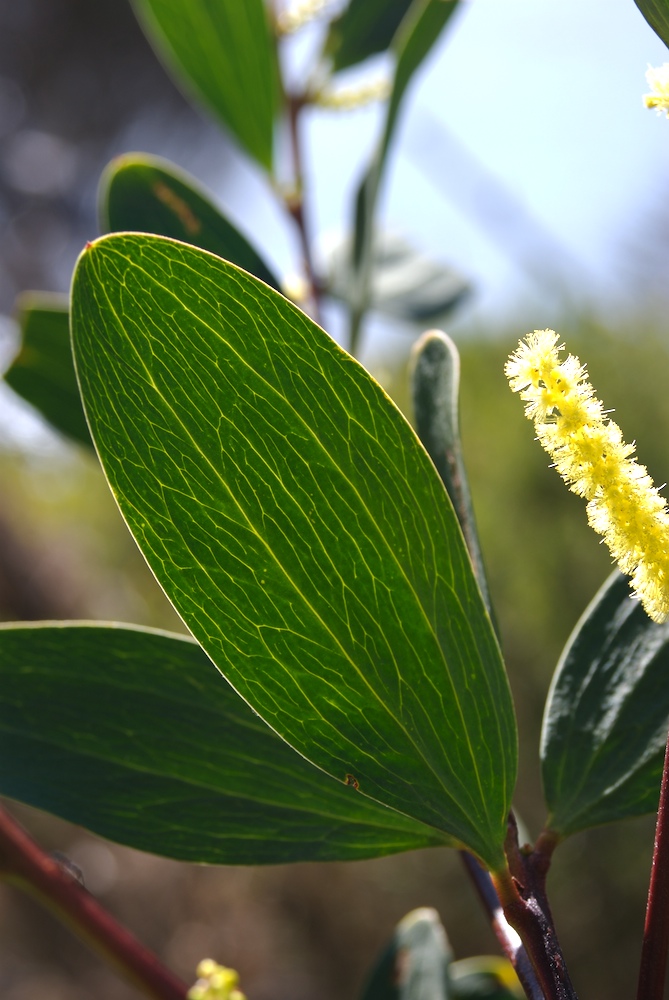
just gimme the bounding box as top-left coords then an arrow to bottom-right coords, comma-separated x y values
506,329 -> 669,623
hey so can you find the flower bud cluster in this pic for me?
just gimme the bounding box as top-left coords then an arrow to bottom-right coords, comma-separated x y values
188,960 -> 246,1000
314,76 -> 391,110
276,0 -> 331,36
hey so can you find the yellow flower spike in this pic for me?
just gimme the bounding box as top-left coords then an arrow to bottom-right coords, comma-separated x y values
505,330 -> 669,623
644,63 -> 669,117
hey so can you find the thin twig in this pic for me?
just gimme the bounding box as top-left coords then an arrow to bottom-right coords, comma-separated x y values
0,804 -> 189,1000
460,851 -> 545,1000
285,93 -> 323,326
637,729 -> 669,1000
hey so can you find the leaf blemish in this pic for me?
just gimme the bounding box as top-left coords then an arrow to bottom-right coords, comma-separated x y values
344,773 -> 359,790
152,181 -> 202,235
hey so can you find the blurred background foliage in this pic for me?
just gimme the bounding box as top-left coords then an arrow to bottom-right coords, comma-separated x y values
1,1 -> 668,1000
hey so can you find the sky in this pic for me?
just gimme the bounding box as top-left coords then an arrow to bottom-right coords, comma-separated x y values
399,0 -> 669,326
225,0 -> 669,340
1,0 -> 668,447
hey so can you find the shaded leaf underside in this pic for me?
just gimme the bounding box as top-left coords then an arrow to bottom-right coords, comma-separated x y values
542,572 -> 669,836
5,294 -> 92,448
0,622 -> 448,863
101,153 -> 280,291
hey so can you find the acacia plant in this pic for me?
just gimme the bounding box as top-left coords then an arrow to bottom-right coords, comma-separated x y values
2,1 -> 669,999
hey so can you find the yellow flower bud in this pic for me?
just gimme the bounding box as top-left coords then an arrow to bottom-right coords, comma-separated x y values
643,63 -> 669,117
314,77 -> 391,110
188,960 -> 246,1000
276,0 -> 330,36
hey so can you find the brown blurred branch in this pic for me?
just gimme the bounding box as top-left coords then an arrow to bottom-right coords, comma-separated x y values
636,730 -> 669,1000
460,851 -> 544,1000
0,505 -> 79,620
284,93 -> 323,326
0,804 -> 189,1000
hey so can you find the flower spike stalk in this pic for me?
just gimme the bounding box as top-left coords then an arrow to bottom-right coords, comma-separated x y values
506,330 -> 669,623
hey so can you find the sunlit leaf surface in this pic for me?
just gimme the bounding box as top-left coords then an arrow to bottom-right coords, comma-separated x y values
71,233 -> 515,869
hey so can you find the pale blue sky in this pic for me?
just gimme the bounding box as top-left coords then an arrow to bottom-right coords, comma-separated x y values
2,0 -> 668,447
222,0 -> 669,338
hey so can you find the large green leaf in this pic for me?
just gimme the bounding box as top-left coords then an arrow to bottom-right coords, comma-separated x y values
101,154 -> 280,291
129,0 -> 279,169
634,0 -> 669,46
542,571 -> 669,837
349,0 -> 461,347
0,622 -> 448,863
324,0 -> 415,74
71,233 -> 515,870
4,293 -> 92,449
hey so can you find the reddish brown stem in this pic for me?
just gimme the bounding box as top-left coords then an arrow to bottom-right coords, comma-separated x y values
491,817 -> 575,1000
637,729 -> 669,1000
460,851 -> 544,1000
285,93 -> 323,326
0,804 -> 188,1000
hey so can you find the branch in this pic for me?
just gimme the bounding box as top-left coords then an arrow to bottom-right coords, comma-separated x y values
636,729 -> 669,1000
284,93 -> 323,326
460,851 -> 545,1000
0,804 -> 189,1000
491,817 -> 577,1000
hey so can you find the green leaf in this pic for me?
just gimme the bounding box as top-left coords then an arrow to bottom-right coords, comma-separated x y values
4,293 -> 92,449
71,233 -> 516,870
360,907 -> 452,1000
4,155 -> 282,452
449,958 -> 523,1000
101,154 -> 280,291
410,331 -> 493,622
325,231 -> 470,324
129,0 -> 279,169
634,0 -> 669,47
0,622 -> 448,863
356,0 -> 462,255
349,0 -> 461,345
360,912 -> 522,1000
324,0 -> 415,73
381,0 -> 461,166
542,571 -> 669,837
